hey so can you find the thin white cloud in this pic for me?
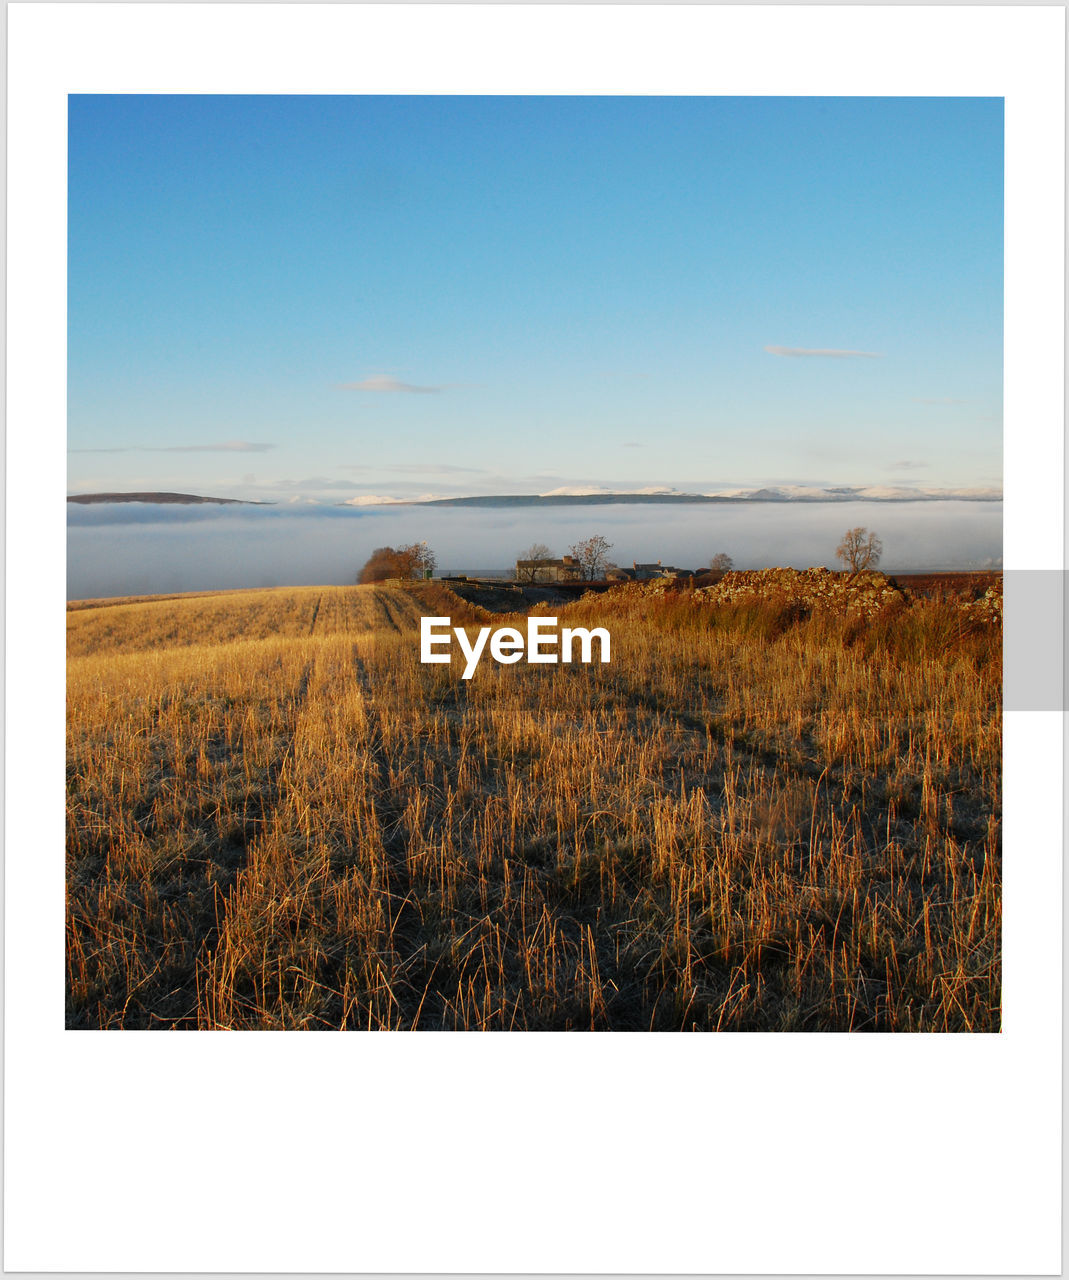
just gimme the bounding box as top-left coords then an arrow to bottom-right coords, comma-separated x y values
888,460 -> 929,471
912,396 -> 967,405
161,441 -> 276,453
339,374 -> 442,394
248,477 -> 476,499
764,345 -> 881,359
342,462 -> 486,475
69,441 -> 275,454
267,476 -> 366,491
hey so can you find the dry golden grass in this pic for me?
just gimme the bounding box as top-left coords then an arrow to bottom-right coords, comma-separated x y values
67,579 -> 1000,1030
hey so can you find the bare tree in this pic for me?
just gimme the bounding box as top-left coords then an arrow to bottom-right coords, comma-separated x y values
516,542 -> 554,583
401,541 -> 437,579
358,541 -> 436,584
568,534 -> 615,581
710,552 -> 734,572
836,527 -> 883,573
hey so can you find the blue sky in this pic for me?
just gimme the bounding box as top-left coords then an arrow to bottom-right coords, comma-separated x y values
68,95 -> 1003,502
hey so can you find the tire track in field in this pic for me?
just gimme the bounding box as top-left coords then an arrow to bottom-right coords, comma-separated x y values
191,656 -> 319,1027
308,593 -> 324,636
204,641 -> 415,1028
351,644 -> 427,1022
375,588 -> 414,635
73,654 -> 321,1030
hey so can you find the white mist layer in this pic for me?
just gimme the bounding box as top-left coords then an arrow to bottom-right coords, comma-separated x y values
66,500 -> 1003,600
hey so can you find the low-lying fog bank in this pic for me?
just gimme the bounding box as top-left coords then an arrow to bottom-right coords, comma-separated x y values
67,500 -> 1002,600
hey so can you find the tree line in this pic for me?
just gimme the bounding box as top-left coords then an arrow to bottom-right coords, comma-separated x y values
358,526 -> 883,583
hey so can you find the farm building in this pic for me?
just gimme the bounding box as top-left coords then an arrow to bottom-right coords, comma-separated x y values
515,555 -> 584,583
632,560 -> 686,580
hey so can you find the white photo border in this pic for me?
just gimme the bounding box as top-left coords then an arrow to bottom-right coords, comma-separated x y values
6,5 -> 1064,1273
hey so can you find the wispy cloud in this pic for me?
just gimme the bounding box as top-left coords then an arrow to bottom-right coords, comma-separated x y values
764,345 -> 881,359
243,476 -> 479,499
266,476 -> 365,491
888,460 -> 928,471
339,374 -> 442,394
622,441 -> 644,449
70,441 -> 275,454
912,396 -> 966,405
342,462 -> 486,476
163,441 -> 276,453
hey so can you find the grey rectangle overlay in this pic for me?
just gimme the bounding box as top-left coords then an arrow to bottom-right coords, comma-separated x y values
1004,570 -> 1065,710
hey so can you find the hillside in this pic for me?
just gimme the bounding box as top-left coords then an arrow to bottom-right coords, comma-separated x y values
401,486 -> 1002,508
68,491 -> 265,505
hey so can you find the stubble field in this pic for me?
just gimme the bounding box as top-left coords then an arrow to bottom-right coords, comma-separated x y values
66,576 -> 1001,1030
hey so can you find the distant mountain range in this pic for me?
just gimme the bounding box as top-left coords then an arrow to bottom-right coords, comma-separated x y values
68,484 -> 1002,508
68,492 -> 267,505
352,484 -> 1003,508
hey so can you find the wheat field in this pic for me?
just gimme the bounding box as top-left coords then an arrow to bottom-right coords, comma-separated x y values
66,578 -> 1001,1030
